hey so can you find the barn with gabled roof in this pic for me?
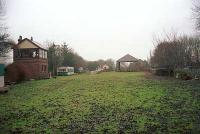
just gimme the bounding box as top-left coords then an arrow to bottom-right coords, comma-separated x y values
116,54 -> 138,71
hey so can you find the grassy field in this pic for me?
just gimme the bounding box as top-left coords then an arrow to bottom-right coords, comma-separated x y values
0,72 -> 200,133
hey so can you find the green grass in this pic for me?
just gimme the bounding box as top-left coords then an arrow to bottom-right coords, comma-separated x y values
0,72 -> 200,133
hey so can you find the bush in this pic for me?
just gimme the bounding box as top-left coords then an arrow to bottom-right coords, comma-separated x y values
190,68 -> 200,80
5,63 -> 31,83
152,68 -> 173,76
174,69 -> 192,80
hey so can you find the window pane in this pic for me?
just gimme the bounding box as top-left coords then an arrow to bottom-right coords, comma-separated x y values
39,49 -> 42,58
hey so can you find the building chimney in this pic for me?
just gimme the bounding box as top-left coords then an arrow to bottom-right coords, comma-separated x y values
18,35 -> 22,43
31,36 -> 33,41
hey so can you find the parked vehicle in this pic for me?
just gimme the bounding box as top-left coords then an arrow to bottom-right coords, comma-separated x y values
57,66 -> 74,76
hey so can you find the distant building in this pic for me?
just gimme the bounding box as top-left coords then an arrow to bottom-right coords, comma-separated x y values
12,36 -> 48,79
77,67 -> 84,73
116,54 -> 138,72
97,64 -> 110,71
116,54 -> 149,72
102,64 -> 110,70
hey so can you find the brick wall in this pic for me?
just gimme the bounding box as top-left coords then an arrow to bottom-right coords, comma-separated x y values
14,58 -> 48,79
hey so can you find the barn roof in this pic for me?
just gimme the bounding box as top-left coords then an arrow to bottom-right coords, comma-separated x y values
117,54 -> 138,62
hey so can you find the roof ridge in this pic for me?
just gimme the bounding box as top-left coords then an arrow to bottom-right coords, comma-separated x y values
18,38 -> 47,50
117,54 -> 138,62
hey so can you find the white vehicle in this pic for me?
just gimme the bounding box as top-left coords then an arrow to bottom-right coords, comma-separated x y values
57,66 -> 74,76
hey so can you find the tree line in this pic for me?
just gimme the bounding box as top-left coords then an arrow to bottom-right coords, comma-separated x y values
47,41 -> 115,75
47,42 -> 85,75
150,35 -> 200,69
150,1 -> 200,70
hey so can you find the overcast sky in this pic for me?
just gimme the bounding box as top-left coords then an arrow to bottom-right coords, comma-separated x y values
6,0 -> 195,61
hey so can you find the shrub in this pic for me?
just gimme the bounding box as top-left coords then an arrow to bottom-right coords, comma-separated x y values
152,68 -> 173,76
174,69 -> 192,80
191,68 -> 200,80
5,63 -> 31,83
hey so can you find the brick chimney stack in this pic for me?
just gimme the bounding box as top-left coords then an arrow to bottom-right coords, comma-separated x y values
18,35 -> 22,43
31,36 -> 33,41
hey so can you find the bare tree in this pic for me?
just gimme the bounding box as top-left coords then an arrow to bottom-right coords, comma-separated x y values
193,0 -> 200,30
150,33 -> 200,70
0,0 -> 5,17
0,0 -> 12,57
